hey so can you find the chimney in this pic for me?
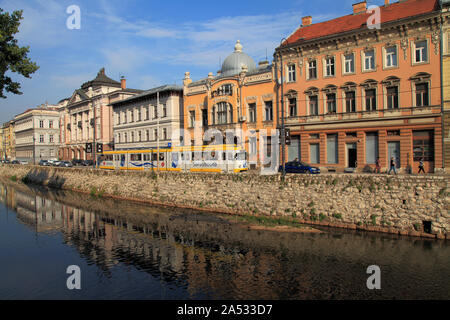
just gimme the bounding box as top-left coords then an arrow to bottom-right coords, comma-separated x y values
120,76 -> 126,90
302,16 -> 312,27
352,1 -> 367,14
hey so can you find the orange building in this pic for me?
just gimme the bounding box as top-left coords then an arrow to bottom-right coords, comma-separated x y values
275,0 -> 444,173
183,41 -> 277,169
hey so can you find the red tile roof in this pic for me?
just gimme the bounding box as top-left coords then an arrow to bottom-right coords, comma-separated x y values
284,0 -> 439,46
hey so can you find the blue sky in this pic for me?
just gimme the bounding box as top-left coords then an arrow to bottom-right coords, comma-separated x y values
0,0 -> 388,123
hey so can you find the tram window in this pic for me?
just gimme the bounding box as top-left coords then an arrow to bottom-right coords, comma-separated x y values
152,153 -> 158,161
193,151 -> 202,161
173,153 -> 179,162
222,152 -> 226,161
105,155 -> 113,161
114,155 -> 120,161
206,151 -> 218,160
236,152 -> 246,160
227,152 -> 234,160
143,154 -> 151,161
130,154 -> 142,161
159,153 -> 165,161
121,155 -> 125,162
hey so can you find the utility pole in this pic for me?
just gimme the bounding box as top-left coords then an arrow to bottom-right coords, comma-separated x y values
279,39 -> 286,181
157,90 -> 160,171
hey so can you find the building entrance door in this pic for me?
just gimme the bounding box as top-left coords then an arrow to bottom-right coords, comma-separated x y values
388,141 -> 400,168
347,143 -> 357,168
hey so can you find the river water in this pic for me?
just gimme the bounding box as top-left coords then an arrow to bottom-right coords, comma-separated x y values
0,180 -> 448,300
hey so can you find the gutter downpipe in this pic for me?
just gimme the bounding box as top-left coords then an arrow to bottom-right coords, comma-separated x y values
440,6 -> 445,172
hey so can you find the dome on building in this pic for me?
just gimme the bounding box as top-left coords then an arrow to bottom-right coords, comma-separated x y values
220,40 -> 257,77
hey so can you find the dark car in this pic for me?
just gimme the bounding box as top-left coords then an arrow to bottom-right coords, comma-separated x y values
11,160 -> 20,165
82,160 -> 94,166
71,159 -> 83,166
279,161 -> 320,174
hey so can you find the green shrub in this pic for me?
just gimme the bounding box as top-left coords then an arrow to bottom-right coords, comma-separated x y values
10,175 -> 17,182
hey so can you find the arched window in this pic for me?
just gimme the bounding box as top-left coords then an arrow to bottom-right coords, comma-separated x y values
215,102 -> 233,124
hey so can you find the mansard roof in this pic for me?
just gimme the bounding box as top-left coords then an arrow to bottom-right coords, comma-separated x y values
109,85 -> 183,107
81,68 -> 121,90
283,0 -> 439,46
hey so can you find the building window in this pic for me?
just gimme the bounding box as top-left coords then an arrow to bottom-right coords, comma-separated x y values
326,93 -> 336,113
344,53 -> 355,74
146,130 -> 149,141
153,105 -> 158,119
130,110 -> 134,123
249,103 -> 257,123
124,133 -> 127,142
153,129 -> 158,141
414,40 -> 428,64
387,86 -> 399,109
162,128 -> 167,140
131,132 -> 134,142
287,64 -> 296,82
39,135 -> 44,143
413,130 -> 434,161
189,111 -> 195,128
202,109 -> 208,127
415,83 -> 429,107
289,98 -> 297,117
137,109 -> 141,122
364,50 -> 375,71
117,133 -> 121,143
310,143 -> 320,164
146,107 -> 150,120
264,101 -> 273,121
49,135 -> 54,143
138,131 -> 142,142
325,57 -> 335,77
308,60 -> 317,79
217,102 -> 230,124
123,111 -> 127,123
365,89 -> 377,111
385,46 -> 398,68
345,91 -> 356,113
309,95 -> 318,115
327,134 -> 338,164
162,104 -> 167,118
39,120 -> 44,128
49,121 -> 53,128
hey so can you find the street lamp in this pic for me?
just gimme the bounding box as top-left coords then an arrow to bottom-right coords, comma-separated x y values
278,38 -> 296,180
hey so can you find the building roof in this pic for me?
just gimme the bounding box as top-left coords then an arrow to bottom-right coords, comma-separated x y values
221,40 -> 257,77
80,68 -> 121,90
283,0 -> 439,46
109,85 -> 182,106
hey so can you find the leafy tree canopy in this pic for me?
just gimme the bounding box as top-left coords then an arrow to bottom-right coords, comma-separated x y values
0,8 -> 39,98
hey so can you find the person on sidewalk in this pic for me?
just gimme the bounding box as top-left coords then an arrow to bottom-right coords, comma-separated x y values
418,158 -> 425,174
388,157 -> 397,175
375,157 -> 381,174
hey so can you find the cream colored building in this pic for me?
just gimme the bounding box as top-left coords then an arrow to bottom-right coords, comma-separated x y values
60,68 -> 142,160
111,85 -> 183,150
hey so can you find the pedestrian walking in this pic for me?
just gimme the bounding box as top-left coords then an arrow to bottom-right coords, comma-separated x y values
418,158 -> 425,174
388,157 -> 397,175
375,157 -> 381,174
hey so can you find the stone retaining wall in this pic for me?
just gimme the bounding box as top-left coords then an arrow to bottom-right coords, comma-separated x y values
2,165 -> 449,239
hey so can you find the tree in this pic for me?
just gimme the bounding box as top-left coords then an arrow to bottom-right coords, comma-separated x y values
0,8 -> 39,98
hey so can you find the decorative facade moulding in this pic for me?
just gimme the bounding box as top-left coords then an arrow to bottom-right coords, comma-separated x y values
285,90 -> 298,98
245,96 -> 257,102
400,38 -> 408,60
245,73 -> 272,84
360,79 -> 378,89
321,85 -> 337,93
304,87 -> 319,95
262,94 -> 274,100
409,72 -> 432,82
431,30 -> 440,55
381,76 -> 401,86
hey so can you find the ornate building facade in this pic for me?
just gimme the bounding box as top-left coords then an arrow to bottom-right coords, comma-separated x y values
60,68 -> 142,161
275,0 -> 444,173
183,41 -> 277,169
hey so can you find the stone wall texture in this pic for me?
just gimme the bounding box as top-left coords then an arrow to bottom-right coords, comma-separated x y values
2,165 -> 449,239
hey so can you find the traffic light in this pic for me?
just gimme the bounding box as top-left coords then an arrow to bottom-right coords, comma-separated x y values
85,143 -> 92,154
96,143 -> 103,154
285,128 -> 291,146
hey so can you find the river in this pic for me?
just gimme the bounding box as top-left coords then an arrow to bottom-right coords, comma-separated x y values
0,179 -> 448,300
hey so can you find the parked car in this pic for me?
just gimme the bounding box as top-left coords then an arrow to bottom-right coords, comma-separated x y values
11,160 -> 20,165
52,161 -> 62,166
19,160 -> 28,165
82,160 -> 94,166
279,161 -> 321,174
71,159 -> 83,166
39,160 -> 50,166
59,161 -> 73,167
